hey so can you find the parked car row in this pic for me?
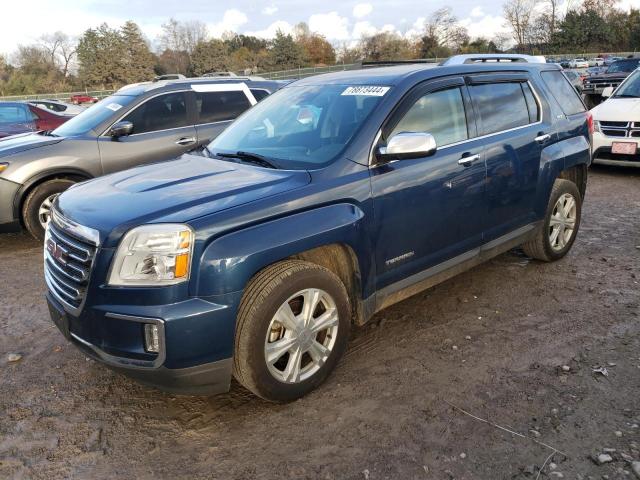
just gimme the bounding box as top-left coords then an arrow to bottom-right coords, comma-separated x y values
28,54 -> 594,402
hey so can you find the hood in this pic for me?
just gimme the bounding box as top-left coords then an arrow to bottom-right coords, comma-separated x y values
0,132 -> 64,157
56,154 -> 311,245
591,98 -> 640,121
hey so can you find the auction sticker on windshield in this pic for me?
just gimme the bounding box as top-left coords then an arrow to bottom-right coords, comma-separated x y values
341,86 -> 390,96
106,103 -> 123,112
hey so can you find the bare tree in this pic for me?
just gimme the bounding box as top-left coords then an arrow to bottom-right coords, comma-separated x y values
503,0 -> 539,49
39,32 -> 77,77
424,7 -> 469,50
158,18 -> 208,74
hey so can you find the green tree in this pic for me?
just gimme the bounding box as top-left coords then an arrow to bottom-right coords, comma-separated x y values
120,21 -> 155,83
268,30 -> 307,70
77,23 -> 126,89
190,39 -> 230,75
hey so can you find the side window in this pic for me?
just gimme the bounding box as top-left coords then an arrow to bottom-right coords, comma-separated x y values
250,89 -> 270,102
469,82 -> 531,136
541,71 -> 586,116
521,83 -> 540,123
391,87 -> 468,147
0,105 -> 30,123
122,92 -> 188,135
196,91 -> 251,124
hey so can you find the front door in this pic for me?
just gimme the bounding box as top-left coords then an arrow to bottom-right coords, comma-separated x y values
98,91 -> 197,174
370,78 -> 487,290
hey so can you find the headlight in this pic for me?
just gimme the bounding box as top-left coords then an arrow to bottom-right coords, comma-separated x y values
0,162 -> 9,173
593,120 -> 602,133
108,224 -> 194,286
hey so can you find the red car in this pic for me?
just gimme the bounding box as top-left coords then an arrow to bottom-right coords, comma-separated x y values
69,94 -> 99,104
0,102 -> 70,138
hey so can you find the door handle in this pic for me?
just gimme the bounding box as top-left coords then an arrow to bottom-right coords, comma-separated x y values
175,136 -> 196,146
458,153 -> 481,166
535,133 -> 551,143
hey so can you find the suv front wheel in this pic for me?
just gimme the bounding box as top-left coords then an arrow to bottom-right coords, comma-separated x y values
523,179 -> 582,262
22,178 -> 76,241
233,260 -> 351,402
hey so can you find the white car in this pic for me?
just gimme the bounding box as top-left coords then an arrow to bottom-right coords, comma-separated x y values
591,68 -> 640,167
569,58 -> 589,68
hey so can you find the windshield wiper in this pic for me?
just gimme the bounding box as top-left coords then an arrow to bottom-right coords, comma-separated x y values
613,94 -> 640,98
213,151 -> 279,169
38,130 -> 58,137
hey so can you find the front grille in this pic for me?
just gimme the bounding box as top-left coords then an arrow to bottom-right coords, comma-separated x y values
44,221 -> 96,310
598,121 -> 640,138
584,79 -> 622,89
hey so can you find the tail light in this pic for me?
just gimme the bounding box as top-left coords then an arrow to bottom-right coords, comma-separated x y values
587,112 -> 594,134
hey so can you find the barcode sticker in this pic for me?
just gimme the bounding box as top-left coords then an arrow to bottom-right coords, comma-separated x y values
341,86 -> 390,96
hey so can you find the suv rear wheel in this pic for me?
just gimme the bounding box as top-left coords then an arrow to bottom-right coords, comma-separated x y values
522,179 -> 582,262
233,260 -> 351,402
22,178 -> 76,241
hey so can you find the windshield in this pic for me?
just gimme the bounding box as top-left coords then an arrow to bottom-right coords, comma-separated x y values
52,95 -> 137,137
606,59 -> 640,74
613,69 -> 640,98
208,84 -> 387,169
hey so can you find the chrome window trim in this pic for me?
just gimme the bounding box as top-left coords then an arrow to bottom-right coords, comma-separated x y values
369,79 -> 544,166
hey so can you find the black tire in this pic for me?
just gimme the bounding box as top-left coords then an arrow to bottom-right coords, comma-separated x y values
22,178 -> 76,241
522,179 -> 582,262
233,260 -> 351,402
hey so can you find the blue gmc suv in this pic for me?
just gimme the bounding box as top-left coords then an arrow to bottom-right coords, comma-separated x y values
44,55 -> 592,402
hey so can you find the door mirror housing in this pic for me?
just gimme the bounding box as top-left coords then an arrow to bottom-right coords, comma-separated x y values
377,132 -> 437,162
601,86 -> 614,98
108,121 -> 134,138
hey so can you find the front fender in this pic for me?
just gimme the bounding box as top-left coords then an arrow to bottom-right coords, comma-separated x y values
193,203 -> 371,297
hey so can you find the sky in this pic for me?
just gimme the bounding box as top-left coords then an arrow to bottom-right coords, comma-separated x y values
2,0 -> 640,58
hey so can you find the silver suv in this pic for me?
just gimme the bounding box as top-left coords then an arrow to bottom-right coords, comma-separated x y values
0,77 -> 284,239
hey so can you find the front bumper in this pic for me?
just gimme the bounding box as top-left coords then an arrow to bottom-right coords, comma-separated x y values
0,178 -> 21,232
592,132 -> 640,167
46,288 -> 241,395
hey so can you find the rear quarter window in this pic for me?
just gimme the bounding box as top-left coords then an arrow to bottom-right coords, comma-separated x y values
541,71 -> 586,116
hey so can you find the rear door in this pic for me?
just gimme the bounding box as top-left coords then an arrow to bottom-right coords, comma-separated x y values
466,74 -> 552,241
98,91 -> 196,174
193,83 -> 257,148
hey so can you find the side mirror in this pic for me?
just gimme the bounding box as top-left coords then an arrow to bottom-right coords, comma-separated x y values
377,132 -> 437,161
108,121 -> 133,138
601,86 -> 614,98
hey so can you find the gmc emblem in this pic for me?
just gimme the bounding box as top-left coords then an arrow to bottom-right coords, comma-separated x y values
47,238 -> 67,265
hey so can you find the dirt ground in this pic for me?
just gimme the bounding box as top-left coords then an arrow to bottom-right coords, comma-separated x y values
1,166 -> 639,480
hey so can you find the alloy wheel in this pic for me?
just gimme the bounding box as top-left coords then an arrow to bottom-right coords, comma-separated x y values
38,194 -> 59,229
264,288 -> 339,384
548,193 -> 577,251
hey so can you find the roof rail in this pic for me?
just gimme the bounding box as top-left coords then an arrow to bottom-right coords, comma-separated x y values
361,59 -> 436,68
441,54 -> 547,65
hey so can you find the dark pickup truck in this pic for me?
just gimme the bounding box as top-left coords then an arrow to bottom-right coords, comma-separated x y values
582,57 -> 640,107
